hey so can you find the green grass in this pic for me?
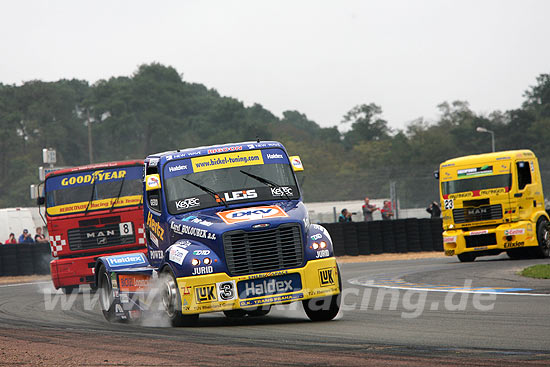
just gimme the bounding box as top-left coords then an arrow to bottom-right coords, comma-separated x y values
520,264 -> 550,279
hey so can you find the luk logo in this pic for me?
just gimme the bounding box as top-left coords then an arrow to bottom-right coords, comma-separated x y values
216,205 -> 288,224
319,268 -> 335,287
195,284 -> 216,303
223,189 -> 257,202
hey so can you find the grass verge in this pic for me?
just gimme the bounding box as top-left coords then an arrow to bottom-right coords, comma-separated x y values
520,264 -> 550,279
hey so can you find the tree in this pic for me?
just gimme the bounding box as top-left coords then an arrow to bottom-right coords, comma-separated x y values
342,103 -> 390,146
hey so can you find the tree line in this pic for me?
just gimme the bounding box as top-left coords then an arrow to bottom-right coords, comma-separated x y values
1,63 -> 549,208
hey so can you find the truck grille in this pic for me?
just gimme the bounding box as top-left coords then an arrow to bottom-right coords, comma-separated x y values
68,223 -> 135,251
465,233 -> 497,248
453,204 -> 502,224
222,223 -> 304,276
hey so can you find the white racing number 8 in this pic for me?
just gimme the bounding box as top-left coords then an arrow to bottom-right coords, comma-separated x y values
119,222 -> 134,236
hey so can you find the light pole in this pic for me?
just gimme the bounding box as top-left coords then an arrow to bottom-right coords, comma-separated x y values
476,127 -> 495,152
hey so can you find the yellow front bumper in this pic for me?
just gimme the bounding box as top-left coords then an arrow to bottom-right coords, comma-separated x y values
443,221 -> 537,256
176,258 -> 340,314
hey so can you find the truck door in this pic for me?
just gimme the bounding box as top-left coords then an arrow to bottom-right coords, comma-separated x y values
514,160 -> 534,219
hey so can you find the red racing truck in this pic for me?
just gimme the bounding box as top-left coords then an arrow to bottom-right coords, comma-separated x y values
39,161 -> 147,293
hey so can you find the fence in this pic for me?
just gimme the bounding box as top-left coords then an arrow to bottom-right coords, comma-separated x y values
322,218 -> 443,256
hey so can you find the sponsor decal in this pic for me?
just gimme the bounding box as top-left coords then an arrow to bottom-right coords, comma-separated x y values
149,198 -> 158,207
146,175 -> 161,190
311,233 -> 323,241
217,205 -> 288,224
457,165 -> 493,178
192,266 -> 214,275
448,192 -> 473,199
469,230 -> 489,236
147,212 -> 164,241
61,169 -> 127,186
170,222 -> 216,240
149,250 -> 163,260
319,268 -> 335,287
311,224 -> 331,241
195,284 -> 217,303
106,254 -> 146,267
443,236 -> 457,243
252,223 -> 270,229
237,273 -> 302,299
168,165 -> 188,172
193,250 -> 211,255
223,189 -> 257,202
118,274 -> 150,292
169,246 -> 188,265
316,249 -> 330,258
207,146 -> 243,154
181,216 -> 213,227
247,270 -> 289,280
149,231 -> 159,247
504,241 -> 525,249
175,197 -> 200,210
480,188 -> 506,195
192,150 -> 263,172
270,186 -> 293,197
474,246 -> 488,251
290,156 -> 303,171
504,228 -> 525,236
217,281 -> 237,301
266,153 -> 284,159
240,293 -> 303,307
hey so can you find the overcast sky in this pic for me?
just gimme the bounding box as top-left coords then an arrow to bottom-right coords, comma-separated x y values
1,0 -> 549,131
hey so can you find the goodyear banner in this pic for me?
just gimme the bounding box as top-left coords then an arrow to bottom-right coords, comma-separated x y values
164,149 -> 289,178
46,166 -> 143,192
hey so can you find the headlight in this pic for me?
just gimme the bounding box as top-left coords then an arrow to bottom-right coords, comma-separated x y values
312,242 -> 319,250
191,258 -> 200,266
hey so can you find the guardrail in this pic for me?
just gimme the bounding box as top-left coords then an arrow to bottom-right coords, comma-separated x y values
321,218 -> 443,256
0,243 -> 51,276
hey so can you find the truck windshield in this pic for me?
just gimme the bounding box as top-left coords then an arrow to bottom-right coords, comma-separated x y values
163,149 -> 299,214
441,174 -> 511,196
45,165 -> 143,216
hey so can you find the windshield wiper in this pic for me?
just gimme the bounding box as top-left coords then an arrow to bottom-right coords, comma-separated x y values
84,178 -> 97,215
239,170 -> 291,201
182,178 -> 228,208
110,177 -> 126,212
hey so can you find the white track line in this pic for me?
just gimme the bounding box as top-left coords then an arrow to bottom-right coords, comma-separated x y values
0,281 -> 51,288
348,278 -> 550,297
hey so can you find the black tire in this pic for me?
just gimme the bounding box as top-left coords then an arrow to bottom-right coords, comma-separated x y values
160,268 -> 199,327
302,265 -> 341,322
98,265 -> 116,322
223,309 -> 247,318
457,253 -> 476,262
506,249 -> 527,260
533,219 -> 550,258
61,285 -> 79,294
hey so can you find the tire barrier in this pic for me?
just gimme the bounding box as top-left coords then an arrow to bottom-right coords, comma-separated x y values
0,243 -> 52,276
321,218 -> 443,257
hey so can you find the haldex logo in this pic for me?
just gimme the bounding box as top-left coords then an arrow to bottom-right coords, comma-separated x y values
106,255 -> 145,267
267,153 -> 283,159
243,278 -> 294,298
168,165 -> 188,172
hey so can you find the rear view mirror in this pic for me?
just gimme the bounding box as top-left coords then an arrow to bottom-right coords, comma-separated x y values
433,170 -> 439,180
37,197 -> 45,206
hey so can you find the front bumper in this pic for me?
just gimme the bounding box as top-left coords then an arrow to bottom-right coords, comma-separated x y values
176,257 -> 340,314
443,221 -> 537,256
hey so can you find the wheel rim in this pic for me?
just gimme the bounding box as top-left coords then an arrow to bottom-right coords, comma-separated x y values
161,274 -> 178,318
100,272 -> 112,311
542,226 -> 550,253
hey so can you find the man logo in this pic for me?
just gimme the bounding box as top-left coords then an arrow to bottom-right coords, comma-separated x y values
195,284 -> 217,303
319,268 -> 334,287
467,207 -> 488,215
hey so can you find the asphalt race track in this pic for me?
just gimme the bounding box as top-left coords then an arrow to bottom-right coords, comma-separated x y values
1,255 -> 550,366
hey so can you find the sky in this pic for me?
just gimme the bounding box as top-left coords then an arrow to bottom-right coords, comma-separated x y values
1,0 -> 549,131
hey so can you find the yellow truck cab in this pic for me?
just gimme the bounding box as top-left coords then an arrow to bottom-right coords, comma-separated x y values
438,150 -> 550,262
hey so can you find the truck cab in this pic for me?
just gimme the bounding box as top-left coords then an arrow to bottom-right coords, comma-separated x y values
439,150 -> 550,262
95,141 -> 341,325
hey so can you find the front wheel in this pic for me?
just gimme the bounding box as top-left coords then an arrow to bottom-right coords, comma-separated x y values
457,253 -> 476,262
98,265 -> 116,322
302,266 -> 341,322
533,219 -> 550,258
159,268 -> 199,327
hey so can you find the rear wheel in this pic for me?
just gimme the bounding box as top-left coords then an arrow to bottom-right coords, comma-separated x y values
160,268 -> 198,327
302,266 -> 341,322
223,309 -> 247,318
533,219 -> 550,258
457,253 -> 476,262
247,305 -> 271,317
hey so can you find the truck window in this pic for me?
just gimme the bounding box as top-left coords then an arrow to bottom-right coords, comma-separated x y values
146,164 -> 161,212
516,161 -> 532,190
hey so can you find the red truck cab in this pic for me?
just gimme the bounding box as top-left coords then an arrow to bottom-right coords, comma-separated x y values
43,160 -> 146,293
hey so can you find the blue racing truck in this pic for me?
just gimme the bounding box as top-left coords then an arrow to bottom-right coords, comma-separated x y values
95,141 -> 341,325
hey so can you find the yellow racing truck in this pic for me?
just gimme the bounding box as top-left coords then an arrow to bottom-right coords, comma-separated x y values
438,150 -> 550,262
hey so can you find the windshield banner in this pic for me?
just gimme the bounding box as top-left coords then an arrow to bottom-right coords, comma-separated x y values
164,149 -> 289,178
46,166 -> 143,192
46,195 -> 142,216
